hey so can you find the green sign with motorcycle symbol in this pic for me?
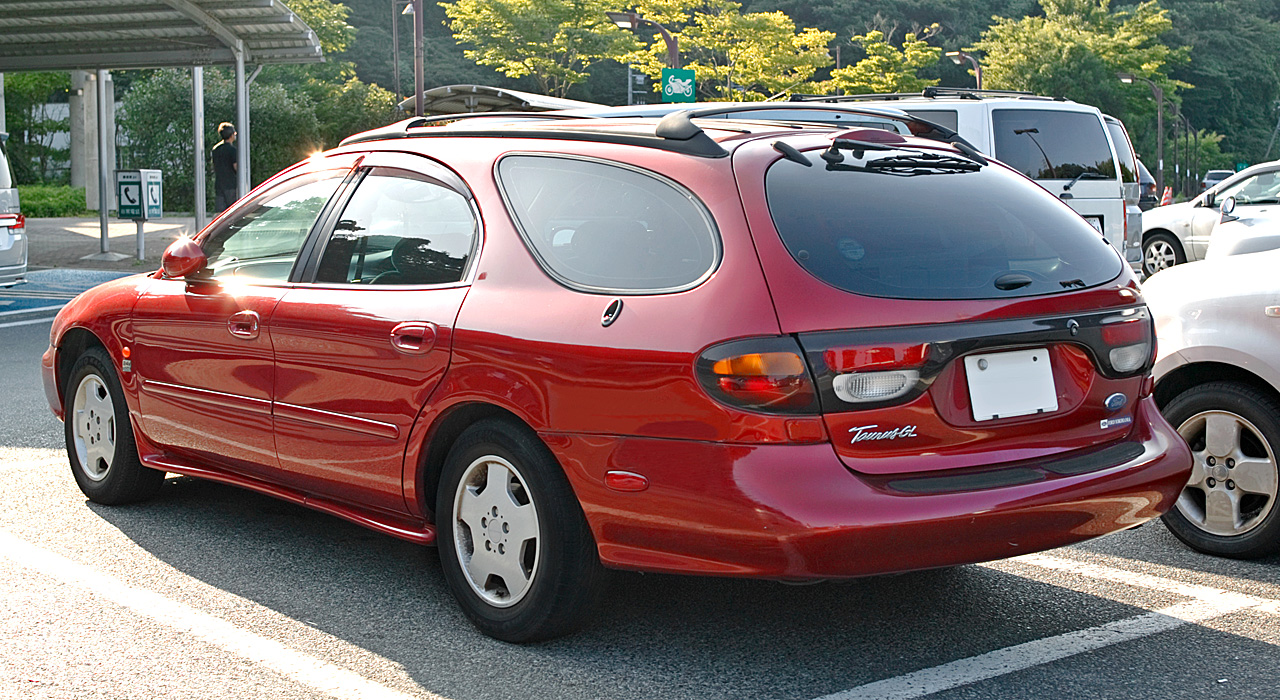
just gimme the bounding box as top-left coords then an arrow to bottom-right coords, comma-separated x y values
662,68 -> 695,103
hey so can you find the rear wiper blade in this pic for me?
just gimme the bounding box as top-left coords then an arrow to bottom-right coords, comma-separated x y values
1063,172 -> 1111,190
826,152 -> 982,176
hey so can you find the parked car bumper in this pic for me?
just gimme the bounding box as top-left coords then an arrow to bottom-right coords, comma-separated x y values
549,397 -> 1191,579
42,343 -> 62,420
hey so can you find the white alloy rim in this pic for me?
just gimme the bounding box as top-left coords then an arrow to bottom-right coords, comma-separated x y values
1144,239 -> 1178,275
452,454 -> 540,607
72,373 -> 115,482
1176,410 -> 1278,537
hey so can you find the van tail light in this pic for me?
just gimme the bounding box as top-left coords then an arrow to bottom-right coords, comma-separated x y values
1100,311 -> 1154,374
696,337 -> 818,414
822,343 -> 929,404
0,213 -> 23,234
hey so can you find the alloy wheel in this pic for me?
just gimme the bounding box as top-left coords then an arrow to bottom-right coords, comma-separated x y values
1176,410 -> 1279,538
1144,239 -> 1179,275
451,454 -> 541,607
71,373 -> 116,482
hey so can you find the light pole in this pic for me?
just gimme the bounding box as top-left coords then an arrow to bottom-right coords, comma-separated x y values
1118,72 -> 1164,196
945,51 -> 982,89
607,11 -> 679,69
395,0 -> 424,115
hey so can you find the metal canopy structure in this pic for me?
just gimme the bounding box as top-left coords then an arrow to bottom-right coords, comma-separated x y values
0,0 -> 322,259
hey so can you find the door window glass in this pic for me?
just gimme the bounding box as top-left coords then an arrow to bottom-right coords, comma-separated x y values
1217,170 -> 1280,205
315,168 -> 476,285
202,172 -> 344,282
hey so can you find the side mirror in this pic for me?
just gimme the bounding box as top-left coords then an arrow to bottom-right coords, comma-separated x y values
1220,196 -> 1239,223
161,238 -> 208,279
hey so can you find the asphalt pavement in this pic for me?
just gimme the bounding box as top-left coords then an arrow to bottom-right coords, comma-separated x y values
1,272 -> 1279,700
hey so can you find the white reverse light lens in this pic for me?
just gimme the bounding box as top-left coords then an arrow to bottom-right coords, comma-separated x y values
1109,343 -> 1149,373
833,370 -> 919,403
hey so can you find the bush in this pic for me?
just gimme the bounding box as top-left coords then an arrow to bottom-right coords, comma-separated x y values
16,186 -> 89,217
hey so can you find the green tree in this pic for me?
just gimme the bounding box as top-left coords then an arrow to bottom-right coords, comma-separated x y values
626,1 -> 833,100
3,72 -> 72,184
827,28 -> 939,94
441,0 -> 636,97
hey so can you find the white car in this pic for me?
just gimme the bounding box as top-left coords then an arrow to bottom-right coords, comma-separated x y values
0,136 -> 25,287
1141,160 -> 1280,276
1144,250 -> 1280,557
1205,192 -> 1280,261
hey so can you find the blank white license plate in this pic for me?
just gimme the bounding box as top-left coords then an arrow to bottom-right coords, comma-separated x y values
1084,216 -> 1104,233
964,348 -> 1058,421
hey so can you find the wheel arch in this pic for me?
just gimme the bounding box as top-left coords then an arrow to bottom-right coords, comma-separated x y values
1143,227 -> 1186,257
55,326 -> 109,408
1154,361 -> 1280,411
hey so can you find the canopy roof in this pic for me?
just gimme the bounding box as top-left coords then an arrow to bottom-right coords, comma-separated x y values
398,84 -> 600,116
0,0 -> 322,72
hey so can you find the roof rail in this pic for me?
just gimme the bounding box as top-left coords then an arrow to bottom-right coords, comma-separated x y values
791,87 -> 1038,103
340,112 -> 598,146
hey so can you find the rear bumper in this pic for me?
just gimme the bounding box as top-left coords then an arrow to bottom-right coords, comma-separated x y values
547,397 -> 1191,579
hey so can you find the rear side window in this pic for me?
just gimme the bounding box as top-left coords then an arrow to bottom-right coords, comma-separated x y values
992,109 -> 1115,180
1104,119 -> 1138,183
903,109 -> 958,132
764,147 -> 1123,300
497,155 -> 720,294
0,141 -> 12,189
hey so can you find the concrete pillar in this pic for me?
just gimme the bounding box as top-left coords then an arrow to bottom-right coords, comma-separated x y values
80,72 -> 116,212
192,67 -> 207,232
0,73 -> 6,135
235,52 -> 249,197
69,71 -> 87,190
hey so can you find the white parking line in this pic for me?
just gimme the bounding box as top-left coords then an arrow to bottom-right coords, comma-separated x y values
0,315 -> 56,329
0,529 -> 442,700
815,553 -> 1280,700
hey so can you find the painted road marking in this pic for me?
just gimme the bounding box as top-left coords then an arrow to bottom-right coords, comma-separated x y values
0,529 -> 442,700
816,553 -> 1280,700
0,316 -> 56,329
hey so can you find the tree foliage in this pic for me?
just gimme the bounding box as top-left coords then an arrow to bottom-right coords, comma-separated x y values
3,72 -> 72,184
827,28 -> 940,94
441,0 -> 636,97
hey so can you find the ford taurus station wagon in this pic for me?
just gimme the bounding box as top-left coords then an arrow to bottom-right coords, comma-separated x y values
43,106 -> 1193,642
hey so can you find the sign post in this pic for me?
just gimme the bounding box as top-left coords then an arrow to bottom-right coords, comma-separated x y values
115,169 -> 162,261
661,68 -> 696,103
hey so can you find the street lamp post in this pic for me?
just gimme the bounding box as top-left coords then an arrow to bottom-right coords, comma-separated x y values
945,51 -> 982,89
1118,72 -> 1164,196
607,11 -> 679,69
394,0 -> 424,115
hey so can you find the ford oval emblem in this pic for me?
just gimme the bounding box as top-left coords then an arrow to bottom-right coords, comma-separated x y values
1105,392 -> 1128,412
601,298 -> 623,327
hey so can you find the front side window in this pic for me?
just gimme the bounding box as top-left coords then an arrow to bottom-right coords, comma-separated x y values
993,109 -> 1116,180
1217,169 -> 1280,205
315,169 -> 476,285
497,155 -> 720,294
764,146 -> 1123,300
202,172 -> 344,282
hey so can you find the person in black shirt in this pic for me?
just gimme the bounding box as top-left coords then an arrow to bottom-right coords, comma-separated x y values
212,122 -> 238,212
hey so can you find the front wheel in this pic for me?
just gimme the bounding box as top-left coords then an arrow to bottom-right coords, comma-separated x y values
1143,233 -> 1185,276
64,347 -> 165,504
436,419 -> 606,642
1160,381 -> 1280,558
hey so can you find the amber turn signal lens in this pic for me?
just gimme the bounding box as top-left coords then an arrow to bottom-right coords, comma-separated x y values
697,338 -> 819,414
711,352 -> 807,377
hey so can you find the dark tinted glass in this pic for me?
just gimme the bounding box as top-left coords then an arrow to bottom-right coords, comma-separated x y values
203,171 -> 344,282
315,169 -> 475,285
764,148 -> 1123,300
903,109 -> 958,132
1104,119 -> 1138,183
992,109 -> 1115,180
498,155 -> 720,293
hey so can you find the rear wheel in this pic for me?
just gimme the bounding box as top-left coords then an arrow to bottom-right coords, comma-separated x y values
436,418 -> 606,642
1160,381 -> 1280,558
1143,232 -> 1185,276
64,347 -> 164,504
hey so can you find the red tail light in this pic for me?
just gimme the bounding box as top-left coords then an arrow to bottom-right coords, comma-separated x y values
1100,310 -> 1154,374
824,343 -> 929,372
696,337 -> 818,414
0,213 -> 22,231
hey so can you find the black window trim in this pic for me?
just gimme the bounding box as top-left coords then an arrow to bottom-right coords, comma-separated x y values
293,155 -> 483,290
495,152 -> 724,296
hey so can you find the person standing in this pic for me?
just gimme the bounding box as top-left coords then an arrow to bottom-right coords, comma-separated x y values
212,122 -> 238,212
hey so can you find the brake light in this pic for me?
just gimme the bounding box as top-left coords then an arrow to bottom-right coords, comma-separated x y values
696,338 -> 818,414
0,213 -> 22,233
1101,311 -> 1153,374
824,343 -> 929,372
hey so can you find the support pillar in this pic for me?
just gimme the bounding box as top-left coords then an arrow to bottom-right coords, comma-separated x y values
192,66 -> 207,232
235,51 -> 250,197
86,70 -> 127,261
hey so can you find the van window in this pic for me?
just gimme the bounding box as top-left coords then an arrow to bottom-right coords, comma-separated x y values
992,109 -> 1115,180
1104,119 -> 1138,183
903,109 -> 958,132
764,146 -> 1122,300
0,141 -> 12,189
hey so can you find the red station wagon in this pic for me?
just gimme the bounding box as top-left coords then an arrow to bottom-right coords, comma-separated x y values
43,106 -> 1193,642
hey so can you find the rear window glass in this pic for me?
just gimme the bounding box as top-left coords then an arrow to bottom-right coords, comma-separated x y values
0,141 -> 12,189
497,155 -> 720,294
992,109 -> 1115,180
1104,119 -> 1138,183
764,147 -> 1123,300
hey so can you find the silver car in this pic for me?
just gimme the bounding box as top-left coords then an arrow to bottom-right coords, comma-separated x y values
1145,250 -> 1280,558
0,137 -> 25,287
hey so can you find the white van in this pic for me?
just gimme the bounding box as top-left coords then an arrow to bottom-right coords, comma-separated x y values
0,135 -> 26,287
794,89 -> 1142,267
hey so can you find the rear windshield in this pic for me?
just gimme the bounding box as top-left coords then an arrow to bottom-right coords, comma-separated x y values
902,109 -> 958,132
992,109 -> 1115,181
764,146 -> 1123,300
1104,119 -> 1138,183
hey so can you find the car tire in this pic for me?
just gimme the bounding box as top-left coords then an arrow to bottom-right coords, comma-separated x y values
1160,381 -> 1280,558
64,347 -> 165,505
1143,232 -> 1185,276
436,418 -> 606,642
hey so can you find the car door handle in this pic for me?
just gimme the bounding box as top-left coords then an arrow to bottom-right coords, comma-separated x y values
228,310 -> 260,339
1266,306 -> 1280,318
390,321 -> 437,355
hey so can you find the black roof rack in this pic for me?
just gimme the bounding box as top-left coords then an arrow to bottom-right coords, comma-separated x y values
791,87 -> 1041,103
338,103 -> 986,159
